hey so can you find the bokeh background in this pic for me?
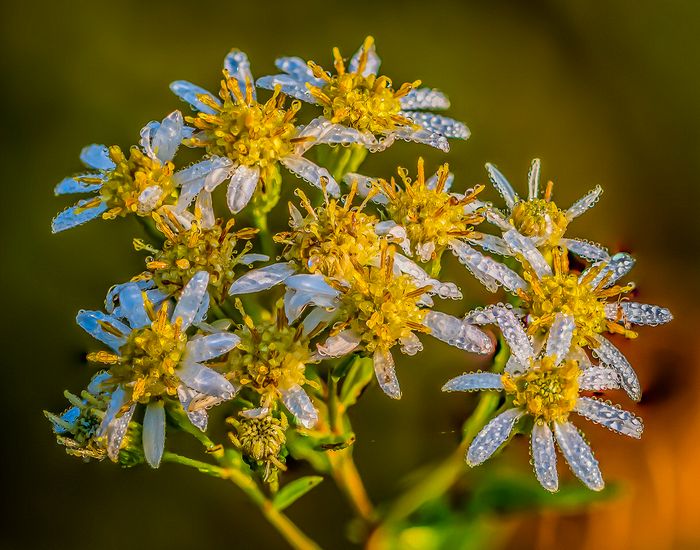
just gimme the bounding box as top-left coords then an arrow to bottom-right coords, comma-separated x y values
2,0 -> 700,548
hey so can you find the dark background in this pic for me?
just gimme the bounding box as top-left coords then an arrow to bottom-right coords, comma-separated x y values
2,1 -> 699,548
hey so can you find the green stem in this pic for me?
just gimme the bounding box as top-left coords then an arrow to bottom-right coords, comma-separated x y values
163,452 -> 321,550
252,211 -> 275,259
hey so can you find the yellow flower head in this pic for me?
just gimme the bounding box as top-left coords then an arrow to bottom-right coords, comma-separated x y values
275,182 -> 382,280
502,355 -> 581,423
509,181 -> 569,247
306,36 -> 419,135
519,247 -> 636,347
379,158 -> 485,260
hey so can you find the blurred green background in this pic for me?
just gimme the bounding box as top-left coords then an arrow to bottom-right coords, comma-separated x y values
2,0 -> 699,548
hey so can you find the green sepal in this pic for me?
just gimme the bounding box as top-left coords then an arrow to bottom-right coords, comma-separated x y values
272,475 -> 324,511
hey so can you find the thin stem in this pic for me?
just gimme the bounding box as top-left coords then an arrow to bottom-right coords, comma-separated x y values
252,211 -> 275,258
328,449 -> 376,523
163,452 -> 321,550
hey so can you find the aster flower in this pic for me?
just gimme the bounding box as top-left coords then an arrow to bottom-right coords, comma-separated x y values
52,111 -> 195,232
257,36 -> 469,152
462,242 -> 672,401
483,159 -> 611,261
443,306 -> 644,492
343,158 -> 489,262
77,272 -> 239,467
170,50 -> 341,214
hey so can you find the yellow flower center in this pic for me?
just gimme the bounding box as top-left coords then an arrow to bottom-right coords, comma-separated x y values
306,36 -> 418,135
509,198 -> 569,246
339,247 -> 429,353
109,306 -> 187,403
187,74 -> 300,180
381,159 -> 484,259
275,186 -> 381,280
97,145 -> 175,219
227,306 -> 312,402
502,356 -> 581,423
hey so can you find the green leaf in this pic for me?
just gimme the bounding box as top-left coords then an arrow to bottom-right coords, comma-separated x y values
340,356 -> 374,407
272,476 -> 324,511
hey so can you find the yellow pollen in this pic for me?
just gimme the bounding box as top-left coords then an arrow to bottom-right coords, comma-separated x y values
305,36 -> 419,135
509,195 -> 569,246
502,356 -> 580,423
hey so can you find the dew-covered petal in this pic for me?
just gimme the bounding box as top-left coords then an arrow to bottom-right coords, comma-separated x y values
298,116 -> 378,149
195,190 -> 215,229
449,239 -> 526,293
282,156 -> 340,197
581,252 -> 635,290
342,173 -> 389,205
402,111 -> 470,139
485,163 -> 518,209
173,156 -> 232,207
302,306 -> 337,336
275,56 -> 325,86
566,185 -> 603,220
607,302 -> 673,326
137,185 -> 163,214
466,408 -> 522,466
52,199 -> 108,233
505,355 -> 527,376
349,40 -> 381,76
176,386 -> 209,431
170,80 -> 220,114
316,330 -> 361,358
578,366 -> 620,391
531,422 -> 558,492
423,311 -> 493,354
186,332 -> 240,362
105,279 -> 155,314
151,110 -> 184,163
591,335 -> 641,401
239,253 -> 269,266
442,372 -> 503,392
256,74 -> 319,104
553,421 -> 604,491
172,271 -> 209,330
229,262 -> 296,295
392,253 -> 462,300
178,361 -> 235,400
80,144 -> 115,171
503,229 -> 552,278
76,310 -> 130,352
469,234 -> 512,257
143,401 -> 166,468
426,170 -> 454,193
373,349 -> 401,399
561,238 -> 610,262
54,174 -> 104,195
527,158 -> 541,201
226,165 -> 260,214
574,397 -> 643,438
467,305 -> 533,365
399,332 -> 423,356
400,87 -> 450,110
375,220 -> 411,255
545,313 -> 575,365
116,282 -> 151,329
240,406 -> 271,419
390,126 -> 450,152
285,274 -> 340,300
224,50 -> 256,101
281,385 -> 318,428
99,387 -> 135,461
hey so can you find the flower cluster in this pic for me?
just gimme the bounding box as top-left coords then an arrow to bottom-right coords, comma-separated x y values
48,37 -> 670,527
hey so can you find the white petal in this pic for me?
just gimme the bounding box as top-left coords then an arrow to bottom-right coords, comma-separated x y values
578,366 -> 621,391
282,156 -> 340,197
176,386 -> 209,431
178,361 -> 235,400
115,282 -> 151,329
137,185 -> 163,214
316,330 -> 361,358
223,50 -> 256,101
349,40 -> 381,76
281,385 -> 318,428
342,173 -> 388,205
531,422 -> 558,492
400,87 -> 450,110
195,190 -> 215,229
239,253 -> 269,266
401,111 -> 470,139
566,185 -> 603,220
152,110 -> 184,163
423,311 -> 493,354
527,159 -> 541,200
375,220 -> 412,255
275,56 -> 325,86
609,302 -> 673,326
51,199 -> 108,233
561,238 -> 610,262
400,332 -> 423,356
469,234 -> 512,256
76,310 -> 130,352
255,74 -> 318,104
186,333 -> 240,362
575,397 -> 643,438
503,229 -> 552,278
442,372 -> 503,392
553,421 -> 604,491
545,313 -> 575,365
373,349 -> 401,399
143,401 -> 166,468
302,306 -> 337,336
581,252 -> 635,289
485,163 -> 518,209
391,253 -> 462,300
80,144 -> 115,170
54,174 -> 104,195
285,273 -> 340,298
388,126 -> 449,152
426,170 -> 454,192
591,335 -> 641,401
229,262 -> 296,295
466,408 -> 522,466
170,80 -> 220,114
227,165 -> 260,214
172,271 -> 209,330
449,239 -> 526,293
467,306 -> 533,366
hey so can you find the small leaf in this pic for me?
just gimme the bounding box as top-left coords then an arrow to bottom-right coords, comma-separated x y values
340,357 -> 374,407
272,476 -> 324,511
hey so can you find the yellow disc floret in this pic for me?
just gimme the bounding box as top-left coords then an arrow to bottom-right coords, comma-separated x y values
502,356 -> 581,423
380,158 -> 484,260
306,36 -> 419,135
508,181 -> 568,246
186,69 -> 301,183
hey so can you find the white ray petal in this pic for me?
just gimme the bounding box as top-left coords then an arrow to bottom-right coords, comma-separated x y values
527,159 -> 541,200
531,422 -> 558,492
186,333 -> 240,362
373,349 -> 401,399
466,408 -> 522,466
449,240 -> 526,294
281,385 -> 318,428
423,311 -> 493,354
316,330 -> 361,358
591,335 -> 641,401
442,372 -> 503,392
485,163 -> 518,209
172,271 -> 209,330
560,238 -> 610,262
178,361 -> 236,400
227,165 -> 260,214
554,421 -> 604,491
229,262 -> 296,295
503,229 -> 552,278
578,366 -> 620,391
545,313 -> 575,365
566,185 -> 603,220
143,401 -> 166,468
575,397 -> 643,438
